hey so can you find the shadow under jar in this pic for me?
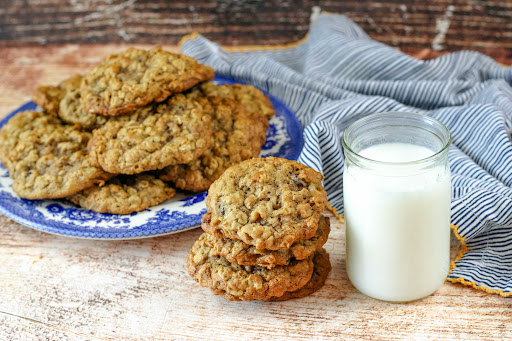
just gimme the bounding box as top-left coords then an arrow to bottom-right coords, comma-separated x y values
342,112 -> 452,302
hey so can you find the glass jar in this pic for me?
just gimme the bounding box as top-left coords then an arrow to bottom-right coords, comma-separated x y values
342,112 -> 452,302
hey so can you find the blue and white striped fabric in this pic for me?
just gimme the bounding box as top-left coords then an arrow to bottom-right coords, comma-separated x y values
182,14 -> 512,295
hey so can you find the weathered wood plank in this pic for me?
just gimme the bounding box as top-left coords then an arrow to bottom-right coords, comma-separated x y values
0,210 -> 510,341
0,312 -> 96,341
0,0 -> 511,63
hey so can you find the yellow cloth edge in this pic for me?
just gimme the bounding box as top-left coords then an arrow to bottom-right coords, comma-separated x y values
179,11 -> 340,52
447,224 -> 511,297
178,32 -> 202,47
178,32 -> 309,52
325,201 -> 344,224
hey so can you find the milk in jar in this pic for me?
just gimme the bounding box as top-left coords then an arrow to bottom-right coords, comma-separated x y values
342,112 -> 452,302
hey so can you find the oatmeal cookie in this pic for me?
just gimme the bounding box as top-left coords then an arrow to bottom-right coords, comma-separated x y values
80,47 -> 215,116
5,113 -> 113,199
196,82 -> 275,118
32,74 -> 82,115
187,238 -> 315,301
87,93 -> 212,174
69,173 -> 175,214
0,111 -> 62,171
205,157 -> 327,250
59,88 -> 109,130
159,96 -> 268,192
201,214 -> 330,268
268,248 -> 331,301
33,75 -> 108,129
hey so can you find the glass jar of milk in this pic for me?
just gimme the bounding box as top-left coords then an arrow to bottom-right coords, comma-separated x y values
342,112 -> 451,302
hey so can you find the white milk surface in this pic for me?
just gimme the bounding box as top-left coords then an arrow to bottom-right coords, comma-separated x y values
344,142 -> 451,302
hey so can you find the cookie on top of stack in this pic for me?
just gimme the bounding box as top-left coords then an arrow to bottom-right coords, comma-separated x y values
0,47 -> 274,214
187,157 -> 332,301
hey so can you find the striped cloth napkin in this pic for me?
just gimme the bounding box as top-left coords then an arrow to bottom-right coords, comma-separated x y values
181,13 -> 512,296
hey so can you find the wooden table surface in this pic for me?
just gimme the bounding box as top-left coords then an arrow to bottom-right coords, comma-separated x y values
2,1 -> 511,63
0,43 -> 511,341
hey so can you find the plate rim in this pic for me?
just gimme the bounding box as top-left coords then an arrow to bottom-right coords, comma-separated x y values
0,77 -> 303,239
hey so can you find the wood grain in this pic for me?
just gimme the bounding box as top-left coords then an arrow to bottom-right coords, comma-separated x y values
0,210 -> 510,341
0,1 -> 511,63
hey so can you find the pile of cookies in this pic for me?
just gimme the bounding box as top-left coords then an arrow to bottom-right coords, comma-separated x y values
0,47 -> 274,214
187,157 -> 332,301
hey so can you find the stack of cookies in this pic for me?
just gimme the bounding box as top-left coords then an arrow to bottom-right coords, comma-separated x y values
0,47 -> 274,214
187,157 -> 332,301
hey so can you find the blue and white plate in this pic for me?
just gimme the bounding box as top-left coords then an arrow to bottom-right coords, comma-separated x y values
0,77 -> 303,239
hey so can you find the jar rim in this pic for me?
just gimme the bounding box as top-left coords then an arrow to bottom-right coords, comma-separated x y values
342,111 -> 452,168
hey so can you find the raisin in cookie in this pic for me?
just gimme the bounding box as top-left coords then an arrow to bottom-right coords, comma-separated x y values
80,47 -> 215,116
205,157 -> 327,250
201,214 -> 330,268
87,93 -> 212,174
69,173 -> 175,214
159,96 -> 268,192
186,238 -> 315,301
3,112 -> 113,199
